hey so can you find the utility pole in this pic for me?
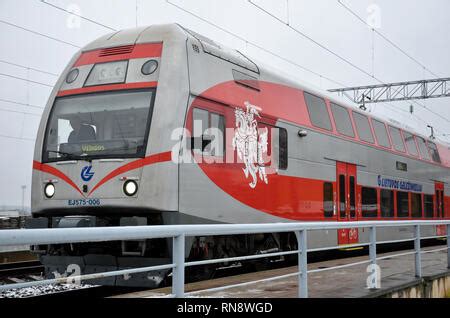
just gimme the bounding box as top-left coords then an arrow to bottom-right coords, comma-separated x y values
21,185 -> 26,214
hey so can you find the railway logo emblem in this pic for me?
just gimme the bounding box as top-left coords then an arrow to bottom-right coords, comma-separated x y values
81,165 -> 94,182
232,101 -> 268,189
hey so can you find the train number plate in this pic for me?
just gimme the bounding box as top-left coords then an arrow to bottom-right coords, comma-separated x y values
67,199 -> 101,206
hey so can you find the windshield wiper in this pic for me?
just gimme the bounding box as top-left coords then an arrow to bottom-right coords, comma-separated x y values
47,150 -> 73,157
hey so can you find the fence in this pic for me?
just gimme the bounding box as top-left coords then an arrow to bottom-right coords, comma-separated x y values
0,220 -> 449,297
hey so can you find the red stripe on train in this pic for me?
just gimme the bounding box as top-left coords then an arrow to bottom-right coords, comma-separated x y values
33,151 -> 172,197
57,81 -> 158,97
33,161 -> 84,196
88,151 -> 172,196
73,42 -> 163,67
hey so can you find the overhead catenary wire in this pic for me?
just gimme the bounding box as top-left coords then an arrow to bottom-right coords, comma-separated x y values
0,133 -> 35,142
0,107 -> 42,117
0,59 -> 59,77
166,0 -> 448,141
336,0 -> 441,78
247,0 -> 450,125
0,98 -> 44,110
165,0 -> 347,88
38,0 -> 117,31
0,72 -> 54,87
0,19 -> 81,48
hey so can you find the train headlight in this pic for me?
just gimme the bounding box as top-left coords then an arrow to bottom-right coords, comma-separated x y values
66,68 -> 79,84
44,183 -> 55,198
123,180 -> 138,196
141,60 -> 158,75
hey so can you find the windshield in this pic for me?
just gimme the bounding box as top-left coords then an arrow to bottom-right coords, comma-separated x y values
43,89 -> 155,162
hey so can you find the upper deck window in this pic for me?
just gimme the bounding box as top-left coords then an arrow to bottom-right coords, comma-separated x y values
427,141 -> 441,163
43,89 -> 155,162
416,136 -> 431,161
388,126 -> 406,152
330,103 -> 354,137
403,132 -> 419,156
352,111 -> 374,143
304,92 -> 332,131
372,119 -> 391,148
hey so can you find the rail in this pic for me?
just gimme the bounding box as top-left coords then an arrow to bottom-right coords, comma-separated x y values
0,220 -> 449,298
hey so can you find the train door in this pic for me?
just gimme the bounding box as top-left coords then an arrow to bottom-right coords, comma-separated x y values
336,162 -> 359,245
435,182 -> 446,236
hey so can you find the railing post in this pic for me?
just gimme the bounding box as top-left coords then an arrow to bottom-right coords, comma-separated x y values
296,229 -> 308,298
447,224 -> 450,269
369,226 -> 377,265
414,225 -> 422,278
172,234 -> 185,297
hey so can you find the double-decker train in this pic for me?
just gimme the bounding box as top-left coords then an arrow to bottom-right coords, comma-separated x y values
28,24 -> 449,286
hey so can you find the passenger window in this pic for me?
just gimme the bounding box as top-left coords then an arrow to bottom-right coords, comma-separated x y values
403,132 -> 419,156
279,128 -> 288,170
192,108 -> 225,157
352,112 -> 374,143
339,175 -> 346,218
304,92 -> 332,131
349,176 -> 356,218
427,142 -> 441,163
416,137 -> 431,161
372,119 -> 391,148
330,103 -> 354,137
210,113 -> 225,157
323,182 -> 334,218
411,193 -> 422,218
424,194 -> 434,218
389,126 -> 406,152
380,189 -> 394,218
271,127 -> 288,170
361,187 -> 378,218
397,191 -> 409,218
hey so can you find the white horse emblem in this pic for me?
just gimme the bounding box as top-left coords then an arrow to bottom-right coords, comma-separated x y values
232,101 -> 268,189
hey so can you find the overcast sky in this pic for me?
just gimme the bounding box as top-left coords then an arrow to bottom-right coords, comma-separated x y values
0,0 -> 449,210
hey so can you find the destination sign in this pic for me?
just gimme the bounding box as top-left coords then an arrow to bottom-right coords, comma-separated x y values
377,175 -> 422,192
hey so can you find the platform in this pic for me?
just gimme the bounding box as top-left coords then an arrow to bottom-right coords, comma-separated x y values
115,245 -> 450,298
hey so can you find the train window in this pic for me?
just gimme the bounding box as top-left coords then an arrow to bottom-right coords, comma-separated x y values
389,126 -> 406,152
271,127 -> 288,170
397,191 -> 409,218
304,92 -> 332,131
339,175 -> 346,218
43,90 -> 155,162
440,191 -> 445,218
279,128 -> 288,170
427,142 -> 441,163
210,113 -> 225,157
193,108 -> 225,157
403,132 -> 419,156
349,176 -> 356,218
330,103 -> 354,137
323,182 -> 334,218
352,112 -> 374,143
193,108 -> 209,152
411,193 -> 422,218
424,194 -> 434,218
372,119 -> 391,148
361,187 -> 378,218
416,137 -> 431,161
380,189 -> 394,218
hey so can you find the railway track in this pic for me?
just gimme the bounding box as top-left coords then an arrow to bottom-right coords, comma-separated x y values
0,260 -> 44,280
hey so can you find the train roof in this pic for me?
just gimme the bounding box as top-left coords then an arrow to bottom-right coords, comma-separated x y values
82,23 -> 448,150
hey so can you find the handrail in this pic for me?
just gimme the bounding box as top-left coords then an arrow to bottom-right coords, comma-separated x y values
0,220 -> 449,297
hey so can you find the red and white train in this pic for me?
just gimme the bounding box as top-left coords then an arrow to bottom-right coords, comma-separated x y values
28,24 -> 449,286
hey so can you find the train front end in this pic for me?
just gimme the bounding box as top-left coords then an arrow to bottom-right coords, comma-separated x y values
28,25 -> 189,287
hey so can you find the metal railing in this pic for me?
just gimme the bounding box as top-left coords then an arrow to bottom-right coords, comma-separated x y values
0,220 -> 449,298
